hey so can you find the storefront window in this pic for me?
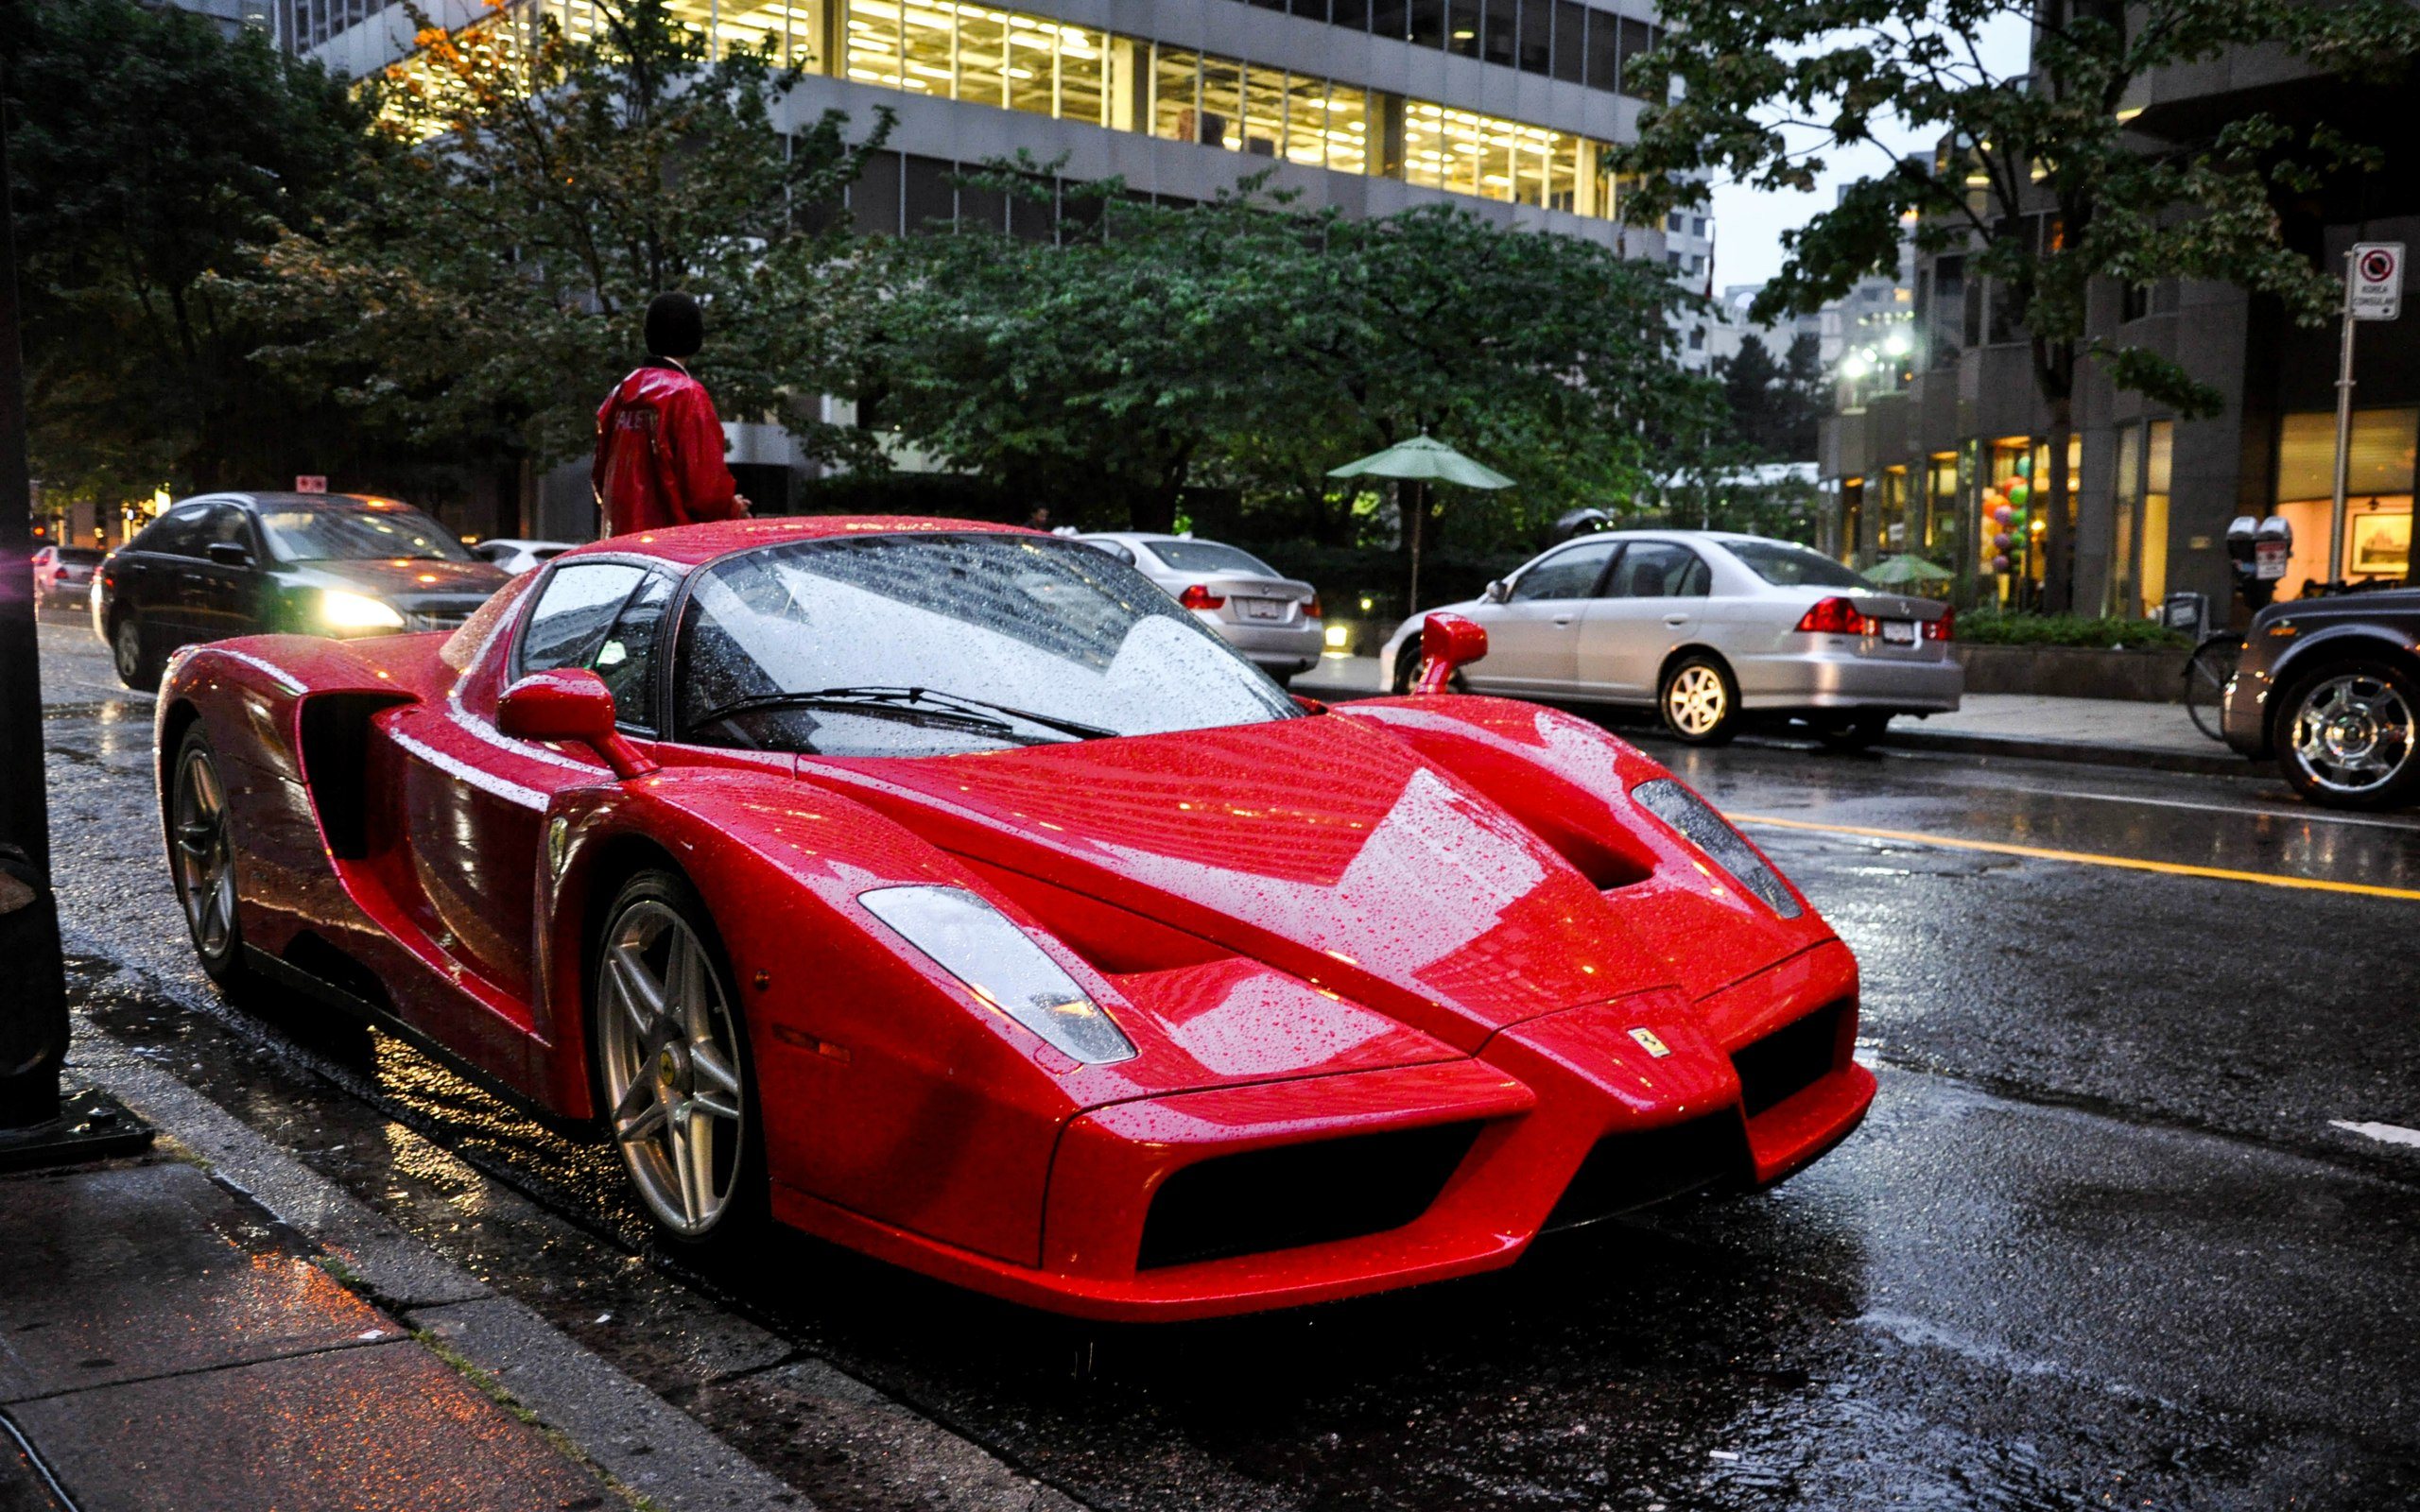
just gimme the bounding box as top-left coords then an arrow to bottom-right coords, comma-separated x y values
2273,407 -> 2415,590
2110,422 -> 2142,618
2142,421 -> 2171,613
1925,451 -> 1958,556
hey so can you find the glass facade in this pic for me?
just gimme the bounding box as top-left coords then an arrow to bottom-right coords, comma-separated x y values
381,0 -> 1631,219
2273,406 -> 2415,589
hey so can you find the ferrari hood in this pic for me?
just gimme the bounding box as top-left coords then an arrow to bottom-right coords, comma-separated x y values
804,715 -> 1677,1049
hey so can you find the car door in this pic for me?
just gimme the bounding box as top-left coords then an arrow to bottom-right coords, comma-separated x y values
187,504 -> 266,644
1462,539 -> 1618,696
385,560 -> 675,1015
125,505 -> 216,651
1575,541 -> 1713,699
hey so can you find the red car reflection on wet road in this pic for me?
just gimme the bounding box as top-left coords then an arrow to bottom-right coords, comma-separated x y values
152,516 -> 1873,1320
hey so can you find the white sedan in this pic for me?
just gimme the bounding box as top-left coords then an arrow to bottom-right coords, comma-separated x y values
1072,532 -> 1323,679
470,538 -> 577,575
1378,530 -> 1962,747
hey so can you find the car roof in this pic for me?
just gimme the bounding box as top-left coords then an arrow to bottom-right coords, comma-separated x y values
172,491 -> 426,512
553,515 -> 1040,571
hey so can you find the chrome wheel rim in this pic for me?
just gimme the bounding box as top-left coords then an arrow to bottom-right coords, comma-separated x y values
173,748 -> 236,961
2290,673 -> 2414,795
598,901 -> 746,1238
1666,665 -> 1727,736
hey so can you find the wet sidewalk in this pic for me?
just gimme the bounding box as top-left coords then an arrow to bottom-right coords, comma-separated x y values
1292,655 -> 2248,776
0,1152 -> 614,1512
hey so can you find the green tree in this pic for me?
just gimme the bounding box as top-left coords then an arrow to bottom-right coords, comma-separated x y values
1616,0 -> 2420,609
1718,330 -> 1829,462
3,0 -> 374,504
864,174 -> 1715,565
245,0 -> 891,489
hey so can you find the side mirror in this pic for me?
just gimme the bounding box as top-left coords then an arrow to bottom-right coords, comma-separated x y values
497,669 -> 655,780
1414,611 -> 1489,695
205,541 -> 254,568
1482,578 -> 1510,604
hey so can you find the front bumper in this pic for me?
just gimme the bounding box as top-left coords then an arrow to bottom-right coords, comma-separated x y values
774,942 -> 1871,1320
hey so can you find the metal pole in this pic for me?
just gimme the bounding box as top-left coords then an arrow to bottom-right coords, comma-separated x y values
2327,249 -> 2357,587
0,107 -> 68,1131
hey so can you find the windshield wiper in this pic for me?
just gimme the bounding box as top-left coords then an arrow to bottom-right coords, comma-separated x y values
686,686 -> 1115,743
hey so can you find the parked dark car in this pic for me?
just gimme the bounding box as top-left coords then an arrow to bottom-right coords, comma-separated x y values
2222,584 -> 2420,809
31,544 -> 103,608
92,491 -> 508,691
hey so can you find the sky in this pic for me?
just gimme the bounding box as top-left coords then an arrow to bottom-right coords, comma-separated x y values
1708,14 -> 2033,293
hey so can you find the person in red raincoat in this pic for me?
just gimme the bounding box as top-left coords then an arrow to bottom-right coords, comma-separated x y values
592,292 -> 751,537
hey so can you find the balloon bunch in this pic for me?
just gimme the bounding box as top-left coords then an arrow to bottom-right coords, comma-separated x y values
1976,460 -> 2037,576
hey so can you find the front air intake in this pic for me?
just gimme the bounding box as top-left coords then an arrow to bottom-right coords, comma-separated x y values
1733,1001 -> 1850,1118
1544,1114 -> 1750,1232
1135,1121 -> 1481,1270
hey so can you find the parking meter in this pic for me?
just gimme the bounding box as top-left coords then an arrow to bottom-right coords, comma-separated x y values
2225,515 -> 2291,609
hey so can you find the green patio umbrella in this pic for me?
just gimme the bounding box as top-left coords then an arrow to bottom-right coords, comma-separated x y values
1866,553 -> 1956,586
1328,434 -> 1515,611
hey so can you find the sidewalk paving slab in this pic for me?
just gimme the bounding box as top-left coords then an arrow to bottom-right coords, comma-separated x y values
0,1158 -> 614,1512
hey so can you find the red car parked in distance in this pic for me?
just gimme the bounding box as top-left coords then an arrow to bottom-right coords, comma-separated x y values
153,515 -> 1874,1320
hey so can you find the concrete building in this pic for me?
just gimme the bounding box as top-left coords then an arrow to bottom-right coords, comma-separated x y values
1816,44 -> 2415,615
277,0 -> 1681,534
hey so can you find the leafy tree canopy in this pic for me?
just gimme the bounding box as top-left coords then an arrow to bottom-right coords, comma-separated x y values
242,0 -> 892,472
862,170 -> 1720,557
3,0 -> 375,502
1717,329 -> 1827,461
1615,0 -> 2420,606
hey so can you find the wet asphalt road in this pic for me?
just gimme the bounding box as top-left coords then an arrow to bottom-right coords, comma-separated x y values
28,608 -> 2420,1511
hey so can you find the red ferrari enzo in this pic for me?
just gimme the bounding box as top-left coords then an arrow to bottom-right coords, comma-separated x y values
155,517 -> 1873,1320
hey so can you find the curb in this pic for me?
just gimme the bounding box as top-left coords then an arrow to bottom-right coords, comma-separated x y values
1866,728 -> 2258,779
67,1040 -> 812,1512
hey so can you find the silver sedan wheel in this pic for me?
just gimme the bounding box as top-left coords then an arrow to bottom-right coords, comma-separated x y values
598,900 -> 748,1239
2289,672 -> 2414,795
173,747 -> 238,963
1665,664 -> 1729,737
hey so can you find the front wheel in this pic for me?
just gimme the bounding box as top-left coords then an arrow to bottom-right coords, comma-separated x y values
169,727 -> 253,991
2275,660 -> 2420,810
1659,656 -> 1739,746
593,871 -> 766,1247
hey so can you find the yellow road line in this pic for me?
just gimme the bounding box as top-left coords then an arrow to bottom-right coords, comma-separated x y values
1727,813 -> 2420,902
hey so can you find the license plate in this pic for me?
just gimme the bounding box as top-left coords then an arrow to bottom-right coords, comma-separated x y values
1881,620 -> 1918,645
1241,598 -> 1284,621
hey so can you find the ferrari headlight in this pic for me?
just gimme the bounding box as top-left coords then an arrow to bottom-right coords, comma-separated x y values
1631,779 -> 1804,919
318,588 -> 406,632
858,885 -> 1136,1064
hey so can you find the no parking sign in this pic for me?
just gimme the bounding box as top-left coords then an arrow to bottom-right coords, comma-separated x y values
2350,242 -> 2403,320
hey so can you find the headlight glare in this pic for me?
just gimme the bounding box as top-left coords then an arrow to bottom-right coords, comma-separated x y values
1631,779 -> 1804,919
319,588 -> 406,632
858,885 -> 1136,1064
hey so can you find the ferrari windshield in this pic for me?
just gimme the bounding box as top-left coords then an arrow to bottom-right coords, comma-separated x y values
257,503 -> 475,564
676,533 -> 1301,757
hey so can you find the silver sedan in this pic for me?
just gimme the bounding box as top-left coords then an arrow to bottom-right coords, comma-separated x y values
1377,530 -> 1962,746
1073,533 -> 1324,679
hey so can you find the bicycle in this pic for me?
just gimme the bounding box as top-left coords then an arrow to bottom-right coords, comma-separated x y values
2183,630 -> 2245,742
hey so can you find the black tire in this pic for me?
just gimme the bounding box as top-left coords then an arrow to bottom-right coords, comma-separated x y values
1658,654 -> 1740,746
2183,632 -> 2244,744
2273,658 -> 2420,811
590,869 -> 769,1249
112,612 -> 162,692
167,726 -> 255,992
1813,712 -> 1892,752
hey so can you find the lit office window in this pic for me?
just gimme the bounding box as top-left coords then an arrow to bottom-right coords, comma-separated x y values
1283,73 -> 1329,168
1322,81 -> 1371,175
1152,46 -> 1203,142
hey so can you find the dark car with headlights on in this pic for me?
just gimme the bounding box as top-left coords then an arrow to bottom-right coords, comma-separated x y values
2222,584 -> 2420,810
93,491 -> 508,690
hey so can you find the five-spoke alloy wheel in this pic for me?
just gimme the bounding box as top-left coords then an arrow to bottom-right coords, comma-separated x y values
2278,661 -> 2420,810
594,873 -> 761,1245
170,729 -> 249,986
